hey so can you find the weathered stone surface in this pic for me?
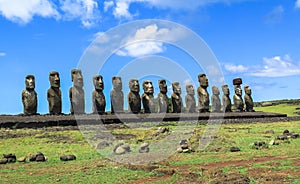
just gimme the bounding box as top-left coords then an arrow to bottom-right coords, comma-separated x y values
97,141 -> 110,149
110,77 -> 124,114
139,143 -> 150,153
171,82 -> 182,113
115,146 -> 126,155
185,84 -> 196,113
69,69 -> 85,114
233,78 -> 244,112
0,158 -> 8,164
92,75 -> 106,115
47,71 -> 62,115
128,79 -> 141,114
22,75 -> 38,115
3,154 -> 16,163
17,157 -> 26,162
222,84 -> 232,112
197,74 -> 209,113
142,80 -> 155,113
244,86 -> 255,112
211,86 -> 221,112
157,80 -> 169,113
230,147 -> 240,152
60,154 -> 76,161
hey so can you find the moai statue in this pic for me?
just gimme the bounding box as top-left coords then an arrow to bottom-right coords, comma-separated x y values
47,71 -> 62,115
128,79 -> 141,114
171,82 -> 182,113
211,86 -> 221,112
22,75 -> 38,115
222,84 -> 232,112
69,69 -> 85,114
185,84 -> 196,113
197,74 -> 210,113
110,76 -> 124,114
157,79 -> 169,113
244,86 -> 255,112
92,75 -> 106,115
233,78 -> 244,112
142,80 -> 156,113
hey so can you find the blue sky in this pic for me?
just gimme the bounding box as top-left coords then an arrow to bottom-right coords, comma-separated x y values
0,0 -> 300,114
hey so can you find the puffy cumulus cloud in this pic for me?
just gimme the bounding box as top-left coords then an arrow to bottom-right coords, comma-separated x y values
116,24 -> 185,57
223,55 -> 300,77
0,0 -> 59,24
59,0 -> 100,28
104,1 -> 114,12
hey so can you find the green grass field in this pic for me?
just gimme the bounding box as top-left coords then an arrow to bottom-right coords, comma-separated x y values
1,105 -> 300,183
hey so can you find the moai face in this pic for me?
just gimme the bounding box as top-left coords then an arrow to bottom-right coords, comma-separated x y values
222,85 -> 230,95
143,80 -> 154,94
93,75 -> 104,91
244,86 -> 252,95
198,74 -> 208,88
235,85 -> 242,96
159,79 -> 167,94
25,75 -> 35,90
129,79 -> 140,93
49,71 -> 60,88
212,86 -> 220,95
112,76 -> 122,91
172,82 -> 181,94
186,84 -> 195,95
72,69 -> 83,88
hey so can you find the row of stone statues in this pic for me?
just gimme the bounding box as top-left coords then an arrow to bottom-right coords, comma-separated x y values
22,69 -> 254,115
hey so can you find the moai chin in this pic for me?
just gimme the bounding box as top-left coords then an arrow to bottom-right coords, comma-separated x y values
69,69 -> 85,114
222,84 -> 232,112
157,79 -> 169,113
197,74 -> 210,113
233,78 -> 244,112
127,79 -> 141,114
142,80 -> 156,113
244,85 -> 255,112
110,76 -> 124,114
211,86 -> 221,112
22,75 -> 38,115
185,84 -> 196,113
47,71 -> 62,115
171,82 -> 182,113
92,75 -> 106,115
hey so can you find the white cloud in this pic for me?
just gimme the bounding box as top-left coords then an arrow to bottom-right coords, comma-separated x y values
0,0 -> 59,24
223,55 -> 300,77
116,24 -> 184,57
0,52 -> 6,56
104,1 -> 114,12
113,1 -> 132,19
59,0 -> 99,28
296,0 -> 300,8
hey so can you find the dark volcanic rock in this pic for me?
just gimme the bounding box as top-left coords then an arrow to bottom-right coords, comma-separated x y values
230,147 -> 241,152
0,158 -> 8,164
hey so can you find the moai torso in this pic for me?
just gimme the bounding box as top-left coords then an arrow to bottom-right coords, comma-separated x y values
128,79 -> 141,114
172,82 -> 182,113
244,86 -> 254,112
158,80 -> 169,113
110,77 -> 124,114
197,74 -> 210,113
142,80 -> 155,113
69,69 -> 85,114
222,85 -> 232,112
92,75 -> 106,114
211,86 -> 221,112
22,75 -> 37,115
233,78 -> 244,112
47,72 -> 62,115
185,84 -> 196,113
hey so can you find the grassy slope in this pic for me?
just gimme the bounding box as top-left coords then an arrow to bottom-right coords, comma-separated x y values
254,104 -> 300,117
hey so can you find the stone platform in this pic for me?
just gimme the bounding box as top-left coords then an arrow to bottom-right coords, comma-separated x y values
0,112 -> 289,129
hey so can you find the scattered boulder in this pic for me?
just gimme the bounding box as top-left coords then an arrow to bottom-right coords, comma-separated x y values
283,129 -> 290,135
252,141 -> 268,149
30,152 -> 46,162
3,154 -> 16,163
139,143 -> 150,153
265,130 -> 275,134
115,146 -> 126,155
114,143 -> 131,155
277,135 -> 288,141
230,147 -> 240,152
96,141 -> 110,149
291,133 -> 299,139
153,127 -> 170,136
60,154 -> 76,161
177,140 -> 193,153
17,157 -> 26,162
0,158 -> 8,164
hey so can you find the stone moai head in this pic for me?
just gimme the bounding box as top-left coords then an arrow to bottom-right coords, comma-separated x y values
172,82 -> 181,95
222,84 -> 230,96
143,80 -> 154,95
25,75 -> 35,90
233,78 -> 243,96
49,71 -> 60,88
244,86 -> 252,95
186,84 -> 195,95
112,76 -> 122,91
212,86 -> 220,95
93,75 -> 104,91
198,74 -> 208,88
71,69 -> 83,88
129,79 -> 139,93
158,79 -> 167,94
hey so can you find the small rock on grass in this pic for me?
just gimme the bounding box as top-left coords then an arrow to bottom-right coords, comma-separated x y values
230,147 -> 240,152
60,155 -> 76,161
0,158 -> 8,164
17,157 -> 26,162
